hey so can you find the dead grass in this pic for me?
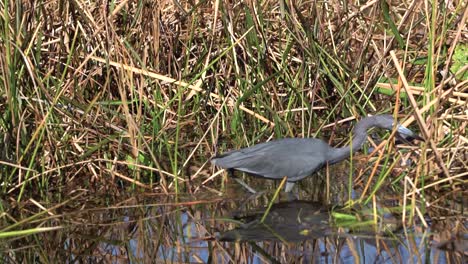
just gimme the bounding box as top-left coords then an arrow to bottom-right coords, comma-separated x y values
0,0 -> 466,216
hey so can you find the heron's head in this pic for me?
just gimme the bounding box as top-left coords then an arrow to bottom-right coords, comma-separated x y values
375,114 -> 424,141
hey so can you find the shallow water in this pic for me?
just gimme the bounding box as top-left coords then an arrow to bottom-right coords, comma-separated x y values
1,183 -> 466,263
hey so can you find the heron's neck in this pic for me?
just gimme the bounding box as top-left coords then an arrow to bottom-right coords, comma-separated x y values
327,116 -> 376,164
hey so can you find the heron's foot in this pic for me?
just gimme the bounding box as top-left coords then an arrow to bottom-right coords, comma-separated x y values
246,190 -> 266,200
286,191 -> 299,201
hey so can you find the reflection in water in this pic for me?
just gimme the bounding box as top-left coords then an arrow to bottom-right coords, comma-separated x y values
219,200 -> 330,242
218,199 -> 467,263
1,194 -> 466,263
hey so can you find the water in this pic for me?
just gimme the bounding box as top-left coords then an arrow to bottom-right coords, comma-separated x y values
1,186 -> 465,263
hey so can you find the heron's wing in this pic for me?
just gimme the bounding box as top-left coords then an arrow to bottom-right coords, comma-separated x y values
212,138 -> 329,180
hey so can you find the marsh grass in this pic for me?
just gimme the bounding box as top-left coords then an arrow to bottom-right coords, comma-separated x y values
0,0 -> 466,254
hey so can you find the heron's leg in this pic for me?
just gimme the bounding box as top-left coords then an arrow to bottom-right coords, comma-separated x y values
233,177 -> 257,194
285,182 -> 299,201
227,169 -> 257,194
284,182 -> 295,193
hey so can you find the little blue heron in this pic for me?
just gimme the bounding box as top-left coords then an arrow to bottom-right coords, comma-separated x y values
211,114 -> 423,193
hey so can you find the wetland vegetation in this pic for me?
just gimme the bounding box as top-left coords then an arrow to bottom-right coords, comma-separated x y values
0,0 -> 466,262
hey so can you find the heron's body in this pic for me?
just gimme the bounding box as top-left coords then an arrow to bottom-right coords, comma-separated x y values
212,138 -> 331,182
211,115 -> 422,193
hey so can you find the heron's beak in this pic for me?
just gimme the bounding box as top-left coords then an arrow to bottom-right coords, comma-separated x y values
396,125 -> 425,142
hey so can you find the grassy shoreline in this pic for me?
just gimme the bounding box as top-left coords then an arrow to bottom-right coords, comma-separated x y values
1,0 -> 466,219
